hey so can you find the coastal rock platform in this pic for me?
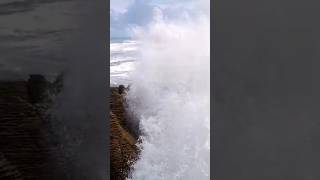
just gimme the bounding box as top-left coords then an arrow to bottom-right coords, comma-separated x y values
110,86 -> 138,180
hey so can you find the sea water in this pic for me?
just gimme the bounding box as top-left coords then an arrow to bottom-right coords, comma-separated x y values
110,38 -> 139,86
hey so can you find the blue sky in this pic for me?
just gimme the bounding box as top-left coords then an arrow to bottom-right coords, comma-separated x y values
110,0 -> 197,38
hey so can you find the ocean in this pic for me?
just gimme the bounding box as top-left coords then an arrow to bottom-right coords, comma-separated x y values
110,38 -> 139,86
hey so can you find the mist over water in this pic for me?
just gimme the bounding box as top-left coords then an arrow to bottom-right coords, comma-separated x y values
126,1 -> 210,179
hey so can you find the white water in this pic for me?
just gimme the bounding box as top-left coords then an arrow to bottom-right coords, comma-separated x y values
126,1 -> 210,179
110,39 -> 139,86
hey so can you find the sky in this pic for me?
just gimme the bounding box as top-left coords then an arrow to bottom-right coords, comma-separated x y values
110,0 -> 199,38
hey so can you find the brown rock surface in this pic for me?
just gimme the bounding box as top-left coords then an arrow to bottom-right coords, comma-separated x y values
0,80 -> 139,179
110,87 -> 138,180
0,80 -> 54,179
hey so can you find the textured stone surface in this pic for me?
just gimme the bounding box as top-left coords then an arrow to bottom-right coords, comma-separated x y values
0,81 -> 139,180
0,81 -> 53,180
110,87 -> 138,180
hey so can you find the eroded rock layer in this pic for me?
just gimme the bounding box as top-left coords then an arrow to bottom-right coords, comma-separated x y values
110,87 -> 138,180
0,80 -> 52,180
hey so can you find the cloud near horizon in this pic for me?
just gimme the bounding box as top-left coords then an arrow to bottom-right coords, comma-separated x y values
110,0 -> 201,38
111,0 -> 153,38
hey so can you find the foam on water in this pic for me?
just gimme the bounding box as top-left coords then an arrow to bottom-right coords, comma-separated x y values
126,1 -> 210,179
110,39 -> 139,86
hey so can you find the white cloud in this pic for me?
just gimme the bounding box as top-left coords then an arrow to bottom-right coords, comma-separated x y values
110,0 -> 135,13
110,0 -> 205,38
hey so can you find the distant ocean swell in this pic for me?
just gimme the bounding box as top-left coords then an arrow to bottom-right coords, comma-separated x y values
110,39 -> 139,86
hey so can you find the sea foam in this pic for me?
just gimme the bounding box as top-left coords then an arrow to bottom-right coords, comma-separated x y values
126,1 -> 210,179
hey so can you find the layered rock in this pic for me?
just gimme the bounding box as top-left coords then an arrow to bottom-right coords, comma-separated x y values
110,86 -> 138,180
0,77 -> 139,179
0,79 -> 53,179
0,74 -> 67,179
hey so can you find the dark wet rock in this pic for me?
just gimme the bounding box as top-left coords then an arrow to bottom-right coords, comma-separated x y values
118,85 -> 125,94
27,74 -> 49,104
